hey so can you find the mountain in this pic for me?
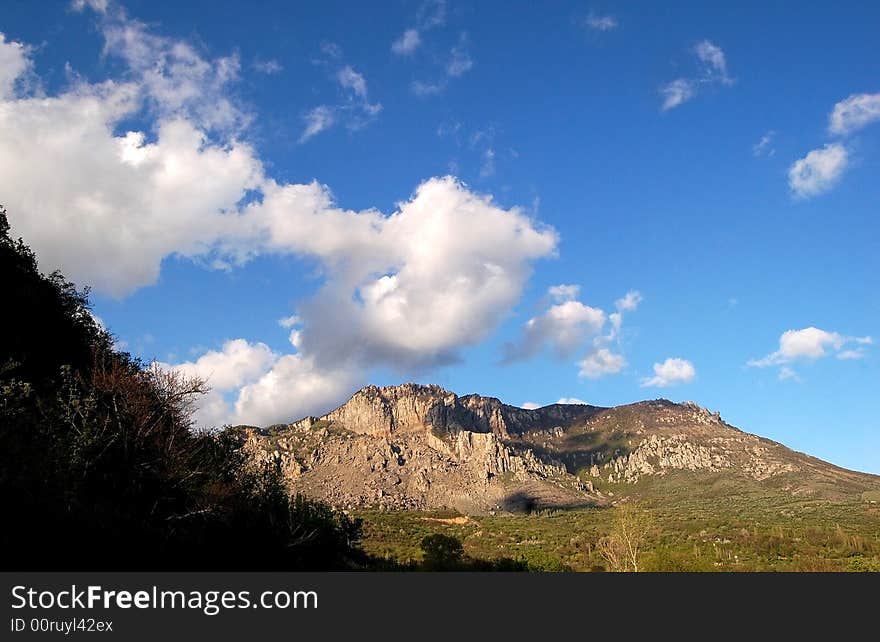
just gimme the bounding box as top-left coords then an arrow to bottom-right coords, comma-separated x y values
234,383 -> 880,514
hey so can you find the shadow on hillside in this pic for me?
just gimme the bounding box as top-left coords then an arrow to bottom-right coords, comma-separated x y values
500,490 -> 600,514
518,435 -> 634,478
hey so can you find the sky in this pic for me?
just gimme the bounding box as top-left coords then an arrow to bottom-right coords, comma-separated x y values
1,1 -> 878,472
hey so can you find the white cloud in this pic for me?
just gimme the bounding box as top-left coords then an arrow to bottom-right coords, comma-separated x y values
0,33 -> 33,99
640,358 -> 696,388
159,339 -> 277,392
578,348 -> 626,379
446,41 -> 473,78
299,105 -> 336,142
233,354 -> 362,426
521,402 -> 540,410
753,130 -> 775,157
504,287 -> 605,362
392,29 -> 421,55
99,14 -> 248,133
71,0 -> 109,13
660,78 -> 694,111
549,284 -> 580,302
828,92 -> 880,136
694,39 -> 732,84
837,349 -> 866,361
337,65 -> 368,99
615,290 -> 642,312
278,314 -> 301,328
506,287 -> 641,368
661,40 -> 733,111
557,397 -> 588,405
3,8 -> 560,426
161,340 -> 362,427
261,177 -> 558,370
749,327 -> 872,368
300,53 -> 380,142
584,14 -> 617,31
787,143 -> 848,198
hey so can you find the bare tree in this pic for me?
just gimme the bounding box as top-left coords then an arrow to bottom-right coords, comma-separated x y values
597,501 -> 651,572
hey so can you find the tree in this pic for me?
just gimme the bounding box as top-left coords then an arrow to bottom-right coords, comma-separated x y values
597,502 -> 652,572
420,534 -> 465,570
0,205 -> 366,570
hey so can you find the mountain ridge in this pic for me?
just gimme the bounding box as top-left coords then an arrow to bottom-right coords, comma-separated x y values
234,383 -> 880,514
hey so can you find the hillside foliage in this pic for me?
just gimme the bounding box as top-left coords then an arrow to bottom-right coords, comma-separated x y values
0,206 -> 363,570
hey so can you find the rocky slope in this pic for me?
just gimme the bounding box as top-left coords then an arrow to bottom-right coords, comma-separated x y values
233,383 -> 880,513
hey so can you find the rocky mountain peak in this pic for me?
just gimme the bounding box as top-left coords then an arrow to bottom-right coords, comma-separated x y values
237,383 -> 880,514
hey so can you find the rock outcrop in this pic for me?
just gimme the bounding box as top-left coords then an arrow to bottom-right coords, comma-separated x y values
234,383 -> 879,513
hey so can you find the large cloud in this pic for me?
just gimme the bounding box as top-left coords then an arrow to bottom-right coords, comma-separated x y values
0,13 -> 558,426
260,177 -> 558,370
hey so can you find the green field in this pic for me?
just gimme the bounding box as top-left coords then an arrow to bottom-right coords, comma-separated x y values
356,472 -> 880,571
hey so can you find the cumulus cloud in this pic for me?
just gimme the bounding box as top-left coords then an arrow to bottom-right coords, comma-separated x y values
557,397 -> 588,405
640,358 -> 696,388
505,286 -> 639,381
261,177 -> 558,371
0,33 -> 33,99
660,39 -> 733,111
748,327 -> 872,369
159,339 -> 278,393
392,29 -> 421,55
2,11 -> 560,427
233,354 -> 363,427
160,340 -> 362,427
503,297 -> 605,362
828,92 -> 880,136
578,348 -> 627,379
787,143 -> 848,198
521,402 -> 540,410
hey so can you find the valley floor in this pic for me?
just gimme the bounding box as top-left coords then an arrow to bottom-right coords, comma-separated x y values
356,472 -> 880,572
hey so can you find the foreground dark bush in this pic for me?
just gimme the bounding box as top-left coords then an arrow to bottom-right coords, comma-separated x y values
0,206 -> 363,570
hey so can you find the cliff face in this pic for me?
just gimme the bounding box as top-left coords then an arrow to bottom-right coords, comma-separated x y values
237,384 -> 879,513
320,383 -> 602,438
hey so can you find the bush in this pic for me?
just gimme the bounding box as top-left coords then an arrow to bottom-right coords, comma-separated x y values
0,205 -> 365,570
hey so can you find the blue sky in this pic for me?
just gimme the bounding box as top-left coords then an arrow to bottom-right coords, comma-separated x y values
1,1 -> 878,472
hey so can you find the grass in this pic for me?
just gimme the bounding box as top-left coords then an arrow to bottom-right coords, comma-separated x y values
355,472 -> 880,571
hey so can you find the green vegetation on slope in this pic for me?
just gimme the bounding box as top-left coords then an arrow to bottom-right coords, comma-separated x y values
357,472 -> 880,572
0,206 -> 363,570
